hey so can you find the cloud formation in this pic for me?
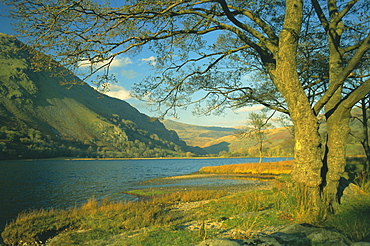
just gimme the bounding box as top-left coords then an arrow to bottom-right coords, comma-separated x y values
112,57 -> 133,67
234,105 -> 265,113
106,84 -> 131,100
78,56 -> 133,68
141,56 -> 157,66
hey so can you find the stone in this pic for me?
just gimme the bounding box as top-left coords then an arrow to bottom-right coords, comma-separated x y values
197,238 -> 242,246
198,224 -> 357,246
271,224 -> 351,246
244,235 -> 282,245
340,182 -> 365,203
243,223 -> 352,246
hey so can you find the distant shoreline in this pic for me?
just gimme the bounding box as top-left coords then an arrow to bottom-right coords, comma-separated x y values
1,156 -> 292,161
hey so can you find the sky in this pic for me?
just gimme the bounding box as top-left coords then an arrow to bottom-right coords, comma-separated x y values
0,3 -> 264,128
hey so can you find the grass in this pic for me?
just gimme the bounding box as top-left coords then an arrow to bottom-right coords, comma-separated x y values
1,190 -> 231,245
0,185 -> 311,245
2,159 -> 370,245
325,193 -> 370,242
199,160 -> 293,175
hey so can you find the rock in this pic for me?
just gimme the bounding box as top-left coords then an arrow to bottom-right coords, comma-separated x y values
198,224 -> 356,246
243,223 -> 352,246
340,182 -> 365,203
273,224 -> 351,245
244,236 -> 282,245
197,238 -> 242,246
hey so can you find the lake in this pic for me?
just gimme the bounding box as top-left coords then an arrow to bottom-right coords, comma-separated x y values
0,157 -> 286,234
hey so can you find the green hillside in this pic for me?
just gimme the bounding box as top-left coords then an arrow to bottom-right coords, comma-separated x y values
0,33 -> 204,159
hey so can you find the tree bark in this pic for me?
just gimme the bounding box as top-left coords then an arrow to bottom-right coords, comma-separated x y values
270,0 -> 324,218
323,107 -> 351,207
360,98 -> 370,173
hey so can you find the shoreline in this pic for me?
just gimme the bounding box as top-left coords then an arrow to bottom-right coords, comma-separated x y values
125,172 -> 276,201
160,172 -> 277,180
0,156 -> 291,162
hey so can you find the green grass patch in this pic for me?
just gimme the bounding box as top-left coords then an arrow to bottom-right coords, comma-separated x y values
112,226 -> 201,246
325,194 -> 370,242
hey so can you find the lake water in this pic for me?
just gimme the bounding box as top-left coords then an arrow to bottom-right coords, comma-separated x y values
0,157 -> 285,235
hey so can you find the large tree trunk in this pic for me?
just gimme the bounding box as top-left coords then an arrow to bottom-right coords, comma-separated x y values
291,109 -> 324,217
271,0 -> 325,220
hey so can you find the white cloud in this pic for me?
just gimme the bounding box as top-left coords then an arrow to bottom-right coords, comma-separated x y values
111,57 -> 133,67
121,69 -> 139,79
141,56 -> 157,66
106,84 -> 131,100
78,56 -> 133,68
234,105 -> 265,113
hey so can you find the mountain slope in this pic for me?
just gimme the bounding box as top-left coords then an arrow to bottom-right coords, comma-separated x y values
165,117 -> 364,157
161,119 -> 236,147
0,33 -> 204,159
162,119 -> 295,157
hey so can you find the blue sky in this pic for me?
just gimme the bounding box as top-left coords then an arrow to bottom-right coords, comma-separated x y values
0,3 -> 263,127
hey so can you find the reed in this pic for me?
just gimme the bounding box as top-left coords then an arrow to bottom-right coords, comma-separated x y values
199,160 -> 293,175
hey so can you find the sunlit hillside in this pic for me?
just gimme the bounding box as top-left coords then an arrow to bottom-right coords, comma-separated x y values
163,119 -> 294,157
166,117 -> 365,157
161,119 -> 235,147
202,126 -> 294,157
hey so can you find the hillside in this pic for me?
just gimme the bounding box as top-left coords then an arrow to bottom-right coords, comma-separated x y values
162,119 -> 295,156
165,117 -> 365,157
200,126 -> 295,157
0,33 -> 204,159
161,119 -> 235,147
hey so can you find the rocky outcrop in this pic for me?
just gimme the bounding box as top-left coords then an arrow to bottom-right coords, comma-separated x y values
197,223 -> 370,246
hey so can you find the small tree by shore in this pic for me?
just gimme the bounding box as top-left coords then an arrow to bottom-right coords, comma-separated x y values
236,108 -> 273,163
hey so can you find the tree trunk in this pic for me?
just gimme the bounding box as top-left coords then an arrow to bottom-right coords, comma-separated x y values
290,109 -> 324,218
270,0 -> 325,220
322,107 -> 351,208
360,98 -> 370,173
259,137 -> 263,164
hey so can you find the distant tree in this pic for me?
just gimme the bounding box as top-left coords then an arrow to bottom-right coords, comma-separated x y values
237,108 -> 273,163
186,151 -> 195,158
4,0 -> 370,219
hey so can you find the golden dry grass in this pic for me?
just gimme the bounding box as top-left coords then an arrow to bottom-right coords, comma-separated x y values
199,160 -> 293,175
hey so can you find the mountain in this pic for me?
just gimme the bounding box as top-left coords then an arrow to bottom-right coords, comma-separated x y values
0,33 -> 204,159
163,119 -> 295,156
164,117 -> 365,157
201,127 -> 295,157
161,119 -> 236,148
